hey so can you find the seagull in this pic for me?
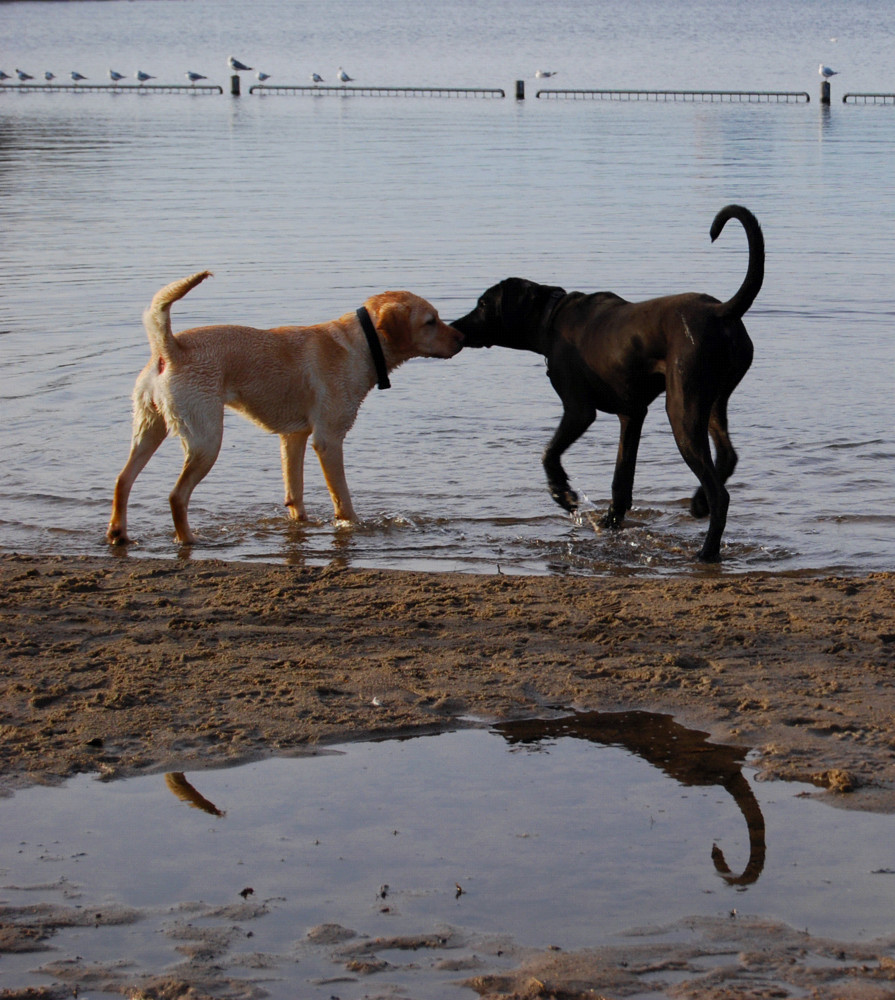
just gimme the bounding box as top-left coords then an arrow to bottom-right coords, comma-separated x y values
0,71 -> 10,82
109,69 -> 126,84
228,56 -> 252,72
819,63 -> 838,78
185,71 -> 207,85
71,71 -> 88,83
16,69 -> 34,82
337,66 -> 353,83
44,71 -> 56,81
534,69 -> 557,78
135,70 -> 155,84
256,71 -> 271,82
311,72 -> 324,84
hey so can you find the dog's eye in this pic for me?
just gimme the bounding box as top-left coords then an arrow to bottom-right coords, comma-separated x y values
425,315 -> 437,326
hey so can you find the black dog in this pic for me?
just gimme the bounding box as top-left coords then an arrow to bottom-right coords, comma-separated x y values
452,205 -> 764,562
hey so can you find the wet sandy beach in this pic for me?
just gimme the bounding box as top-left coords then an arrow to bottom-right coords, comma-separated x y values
2,553 -> 895,999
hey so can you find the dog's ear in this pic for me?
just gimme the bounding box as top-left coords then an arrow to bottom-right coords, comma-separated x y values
369,296 -> 413,352
499,279 -> 558,331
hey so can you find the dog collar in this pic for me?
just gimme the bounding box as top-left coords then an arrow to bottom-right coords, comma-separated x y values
356,306 -> 391,390
541,287 -> 566,331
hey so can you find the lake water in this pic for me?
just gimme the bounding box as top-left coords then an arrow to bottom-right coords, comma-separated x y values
1,0 -> 893,576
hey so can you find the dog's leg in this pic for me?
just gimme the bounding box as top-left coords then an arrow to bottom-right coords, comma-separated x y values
690,398 -> 738,517
602,410 -> 646,529
667,396 -> 728,562
107,413 -> 168,544
312,433 -> 358,523
280,430 -> 311,520
692,398 -> 738,518
168,411 -> 224,545
542,403 -> 596,513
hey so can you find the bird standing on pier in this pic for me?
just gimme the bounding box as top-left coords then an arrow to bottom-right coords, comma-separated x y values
16,69 -> 34,82
311,72 -> 324,84
228,56 -> 252,72
819,63 -> 838,78
44,71 -> 55,81
186,71 -> 207,85
109,69 -> 126,84
136,70 -> 155,84
0,71 -> 10,82
337,67 -> 353,83
71,71 -> 88,83
256,71 -> 271,82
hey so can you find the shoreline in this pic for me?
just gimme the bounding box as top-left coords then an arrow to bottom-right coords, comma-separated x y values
2,552 -> 894,805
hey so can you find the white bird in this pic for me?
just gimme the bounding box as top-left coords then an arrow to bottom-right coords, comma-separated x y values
337,66 -> 353,83
185,71 -> 207,85
534,69 -> 557,78
135,70 -> 155,84
109,68 -> 126,84
16,69 -> 34,82
228,56 -> 252,72
44,71 -> 55,81
311,72 -> 324,84
819,63 -> 838,78
256,71 -> 271,82
71,71 -> 88,83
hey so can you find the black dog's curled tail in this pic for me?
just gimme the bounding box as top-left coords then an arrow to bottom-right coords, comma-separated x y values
710,204 -> 765,319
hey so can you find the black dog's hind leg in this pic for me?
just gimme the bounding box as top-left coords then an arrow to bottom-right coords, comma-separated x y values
690,397 -> 738,518
542,403 -> 596,513
667,394 -> 728,562
602,410 -> 647,529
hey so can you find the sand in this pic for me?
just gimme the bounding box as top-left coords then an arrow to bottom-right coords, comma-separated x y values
2,552 -> 895,999
3,553 -> 894,797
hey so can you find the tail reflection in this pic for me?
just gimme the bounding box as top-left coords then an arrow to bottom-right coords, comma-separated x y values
495,710 -> 765,886
165,771 -> 226,817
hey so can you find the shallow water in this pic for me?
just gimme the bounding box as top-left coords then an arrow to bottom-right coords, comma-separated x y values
1,0 -> 893,576
2,716 -> 895,998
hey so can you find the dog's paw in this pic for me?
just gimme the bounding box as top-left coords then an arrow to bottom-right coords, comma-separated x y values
697,544 -> 722,563
599,507 -> 624,531
690,489 -> 710,519
550,486 -> 579,514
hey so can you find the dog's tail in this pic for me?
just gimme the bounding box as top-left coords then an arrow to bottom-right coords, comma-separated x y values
710,205 -> 764,319
142,270 -> 213,362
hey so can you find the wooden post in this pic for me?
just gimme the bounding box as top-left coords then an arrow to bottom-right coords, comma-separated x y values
230,74 -> 241,96
820,79 -> 830,105
515,79 -> 524,100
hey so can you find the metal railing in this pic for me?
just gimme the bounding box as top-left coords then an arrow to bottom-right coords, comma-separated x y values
537,88 -> 810,103
249,84 -> 505,98
843,92 -> 895,105
0,83 -> 224,95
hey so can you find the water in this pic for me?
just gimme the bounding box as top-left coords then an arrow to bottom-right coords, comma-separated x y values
1,0 -> 893,576
3,717 -> 895,999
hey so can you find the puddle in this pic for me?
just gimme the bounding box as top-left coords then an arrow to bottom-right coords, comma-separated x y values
2,711 -> 895,999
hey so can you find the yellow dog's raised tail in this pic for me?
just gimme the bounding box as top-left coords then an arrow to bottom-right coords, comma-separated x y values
142,270 -> 213,363
710,205 -> 764,320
